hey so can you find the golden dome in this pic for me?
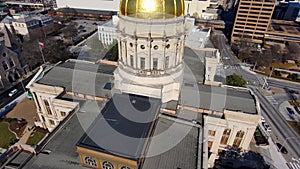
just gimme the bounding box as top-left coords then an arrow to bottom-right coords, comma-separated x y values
120,0 -> 185,19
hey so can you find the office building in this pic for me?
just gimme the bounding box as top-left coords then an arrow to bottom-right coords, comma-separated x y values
231,0 -> 276,44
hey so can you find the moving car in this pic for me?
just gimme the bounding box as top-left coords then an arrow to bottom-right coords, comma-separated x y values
8,89 -> 18,97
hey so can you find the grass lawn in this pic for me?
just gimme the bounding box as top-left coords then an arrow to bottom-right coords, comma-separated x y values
287,121 -> 300,137
0,122 -> 17,149
26,131 -> 46,146
272,62 -> 296,70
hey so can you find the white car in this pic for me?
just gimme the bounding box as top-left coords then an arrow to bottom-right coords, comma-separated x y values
261,116 -> 266,123
263,122 -> 271,132
8,89 -> 18,97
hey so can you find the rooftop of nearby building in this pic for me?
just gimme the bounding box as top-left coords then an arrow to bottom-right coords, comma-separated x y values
142,115 -> 200,169
267,19 -> 300,36
57,7 -> 117,16
23,99 -> 107,169
180,84 -> 257,114
183,47 -> 206,83
37,60 -> 117,98
99,16 -> 118,27
77,93 -> 161,160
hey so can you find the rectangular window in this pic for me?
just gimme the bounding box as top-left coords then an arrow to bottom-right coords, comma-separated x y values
140,57 -> 145,69
165,56 -> 169,68
61,111 -> 66,117
220,129 -> 231,145
130,55 -> 134,67
208,141 -> 213,149
208,130 -> 216,136
49,119 -> 55,126
153,58 -> 158,70
233,131 -> 245,147
43,100 -> 52,115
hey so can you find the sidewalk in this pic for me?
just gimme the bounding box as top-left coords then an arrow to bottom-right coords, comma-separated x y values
252,138 -> 289,169
18,125 -> 34,144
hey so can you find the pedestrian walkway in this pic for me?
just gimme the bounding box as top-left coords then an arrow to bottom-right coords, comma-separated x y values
251,137 -> 289,169
266,96 -> 279,105
288,162 -> 300,169
18,125 -> 34,144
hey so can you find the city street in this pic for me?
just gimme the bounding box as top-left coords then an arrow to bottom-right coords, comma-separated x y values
0,74 -> 35,113
214,30 -> 300,167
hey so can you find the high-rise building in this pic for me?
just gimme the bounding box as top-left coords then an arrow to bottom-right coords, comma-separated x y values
231,0 -> 276,45
272,1 -> 300,21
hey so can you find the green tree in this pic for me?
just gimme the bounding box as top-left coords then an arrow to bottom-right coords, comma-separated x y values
226,73 -> 247,87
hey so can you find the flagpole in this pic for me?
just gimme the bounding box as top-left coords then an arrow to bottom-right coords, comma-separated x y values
37,40 -> 46,64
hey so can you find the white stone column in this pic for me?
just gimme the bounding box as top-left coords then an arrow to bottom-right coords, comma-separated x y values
241,127 -> 255,150
228,127 -> 238,146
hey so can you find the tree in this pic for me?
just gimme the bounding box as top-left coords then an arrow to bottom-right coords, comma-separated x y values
226,73 -> 247,87
214,146 -> 269,169
22,38 -> 71,70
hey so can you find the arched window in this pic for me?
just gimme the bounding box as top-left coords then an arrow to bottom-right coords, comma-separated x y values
8,58 -> 14,67
84,156 -> 97,167
102,161 -> 114,169
2,61 -> 8,70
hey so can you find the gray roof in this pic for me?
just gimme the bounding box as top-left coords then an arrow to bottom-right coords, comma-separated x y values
77,94 -> 161,160
3,150 -> 33,168
37,61 -> 117,98
23,99 -> 106,169
1,15 -> 13,24
183,47 -> 205,83
23,115 -> 86,169
142,116 -> 200,169
180,84 -> 257,114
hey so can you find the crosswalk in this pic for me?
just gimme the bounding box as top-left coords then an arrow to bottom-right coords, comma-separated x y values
265,96 -> 278,105
288,162 -> 300,169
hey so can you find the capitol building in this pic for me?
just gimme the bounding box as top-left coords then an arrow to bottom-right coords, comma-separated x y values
114,0 -> 186,103
25,0 -> 261,168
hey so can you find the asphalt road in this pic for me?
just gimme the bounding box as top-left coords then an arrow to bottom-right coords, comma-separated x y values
0,74 -> 35,111
251,86 -> 300,160
268,78 -> 300,91
214,31 -> 300,163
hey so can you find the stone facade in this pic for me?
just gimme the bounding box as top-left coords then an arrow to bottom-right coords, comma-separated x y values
29,81 -> 79,132
114,15 -> 186,103
0,32 -> 24,89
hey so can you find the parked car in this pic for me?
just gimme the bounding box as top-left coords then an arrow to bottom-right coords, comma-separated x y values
286,107 -> 295,115
262,122 -> 271,132
289,90 -> 299,95
261,116 -> 266,123
275,143 -> 288,154
8,89 -> 18,97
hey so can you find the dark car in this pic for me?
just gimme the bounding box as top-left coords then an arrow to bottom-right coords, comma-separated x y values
275,143 -> 288,154
289,90 -> 299,94
286,107 -> 295,115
